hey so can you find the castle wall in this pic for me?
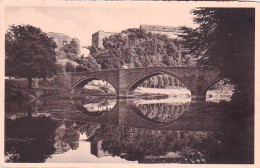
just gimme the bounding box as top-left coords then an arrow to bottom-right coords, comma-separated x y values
92,31 -> 115,48
140,24 -> 183,39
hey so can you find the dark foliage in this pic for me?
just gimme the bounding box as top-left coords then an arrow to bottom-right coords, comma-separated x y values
178,8 -> 255,113
5,116 -> 58,162
75,55 -> 101,72
5,25 -> 58,88
65,62 -> 75,72
89,28 -> 190,70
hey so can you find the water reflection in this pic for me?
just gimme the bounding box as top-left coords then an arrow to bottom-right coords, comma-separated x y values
82,100 -> 116,112
74,99 -> 117,117
73,97 -> 191,124
5,116 -> 58,163
7,116 -> 214,163
5,115 -> 253,164
87,125 -> 218,163
5,97 -> 253,164
134,102 -> 190,123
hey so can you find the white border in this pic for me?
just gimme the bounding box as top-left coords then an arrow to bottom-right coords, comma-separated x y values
0,1 -> 259,168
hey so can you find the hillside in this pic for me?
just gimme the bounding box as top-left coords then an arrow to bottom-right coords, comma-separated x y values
89,28 -> 194,88
47,32 -> 72,50
47,32 -> 80,67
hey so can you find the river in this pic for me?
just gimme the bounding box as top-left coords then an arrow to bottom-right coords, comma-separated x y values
4,94 -> 254,164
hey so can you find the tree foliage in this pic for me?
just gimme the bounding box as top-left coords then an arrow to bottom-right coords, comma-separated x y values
65,62 -> 75,72
87,28 -> 195,89
178,8 -> 255,110
63,38 -> 81,60
89,28 -> 190,70
5,25 -> 58,88
75,55 -> 101,72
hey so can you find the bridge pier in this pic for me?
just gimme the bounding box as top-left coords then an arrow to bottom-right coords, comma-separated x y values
117,91 -> 134,98
191,95 -> 206,103
117,94 -> 134,98
190,93 -> 207,109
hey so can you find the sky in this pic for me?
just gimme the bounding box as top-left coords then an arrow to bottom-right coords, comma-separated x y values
5,6 -> 196,47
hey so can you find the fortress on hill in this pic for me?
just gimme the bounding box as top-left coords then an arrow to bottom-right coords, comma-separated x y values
92,24 -> 182,48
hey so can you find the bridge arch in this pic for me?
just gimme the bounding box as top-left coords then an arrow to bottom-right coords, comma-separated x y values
126,70 -> 192,94
202,76 -> 227,95
72,75 -> 118,94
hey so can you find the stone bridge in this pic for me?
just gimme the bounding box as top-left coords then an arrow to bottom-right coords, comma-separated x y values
69,67 -> 223,102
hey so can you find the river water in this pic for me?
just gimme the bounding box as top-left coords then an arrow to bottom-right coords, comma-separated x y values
4,95 -> 254,164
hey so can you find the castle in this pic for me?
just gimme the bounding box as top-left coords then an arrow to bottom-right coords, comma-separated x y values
140,24 -> 182,39
91,24 -> 182,48
92,31 -> 116,48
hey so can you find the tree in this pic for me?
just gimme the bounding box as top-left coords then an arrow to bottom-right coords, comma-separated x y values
88,28 -> 189,89
89,28 -> 186,70
75,55 -> 101,72
5,25 -> 58,88
65,62 -> 75,72
178,8 -> 254,111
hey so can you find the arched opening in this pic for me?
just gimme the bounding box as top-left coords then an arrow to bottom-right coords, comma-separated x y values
128,72 -> 191,101
205,78 -> 234,103
72,77 -> 116,96
72,77 -> 117,116
127,72 -> 191,122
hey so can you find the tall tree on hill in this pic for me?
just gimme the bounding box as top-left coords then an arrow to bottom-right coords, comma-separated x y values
5,25 -> 58,88
178,8 -> 255,111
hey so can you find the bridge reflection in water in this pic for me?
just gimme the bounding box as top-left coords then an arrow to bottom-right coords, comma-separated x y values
6,97 -> 249,164
48,98 -> 231,163
49,98 -> 226,131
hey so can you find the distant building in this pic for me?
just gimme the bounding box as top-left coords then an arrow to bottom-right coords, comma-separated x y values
47,32 -> 72,46
140,24 -> 183,39
92,31 -> 116,48
91,25 -> 183,48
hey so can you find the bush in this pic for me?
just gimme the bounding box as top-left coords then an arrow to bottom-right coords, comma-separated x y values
65,62 -> 75,72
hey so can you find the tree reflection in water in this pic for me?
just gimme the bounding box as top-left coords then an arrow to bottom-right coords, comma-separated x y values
87,124 -> 218,163
134,102 -> 190,123
74,99 -> 117,117
5,116 -> 58,163
5,98 -> 253,164
84,118 -> 253,164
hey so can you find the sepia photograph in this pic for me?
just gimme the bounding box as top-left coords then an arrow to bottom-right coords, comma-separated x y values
0,1 -> 257,166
